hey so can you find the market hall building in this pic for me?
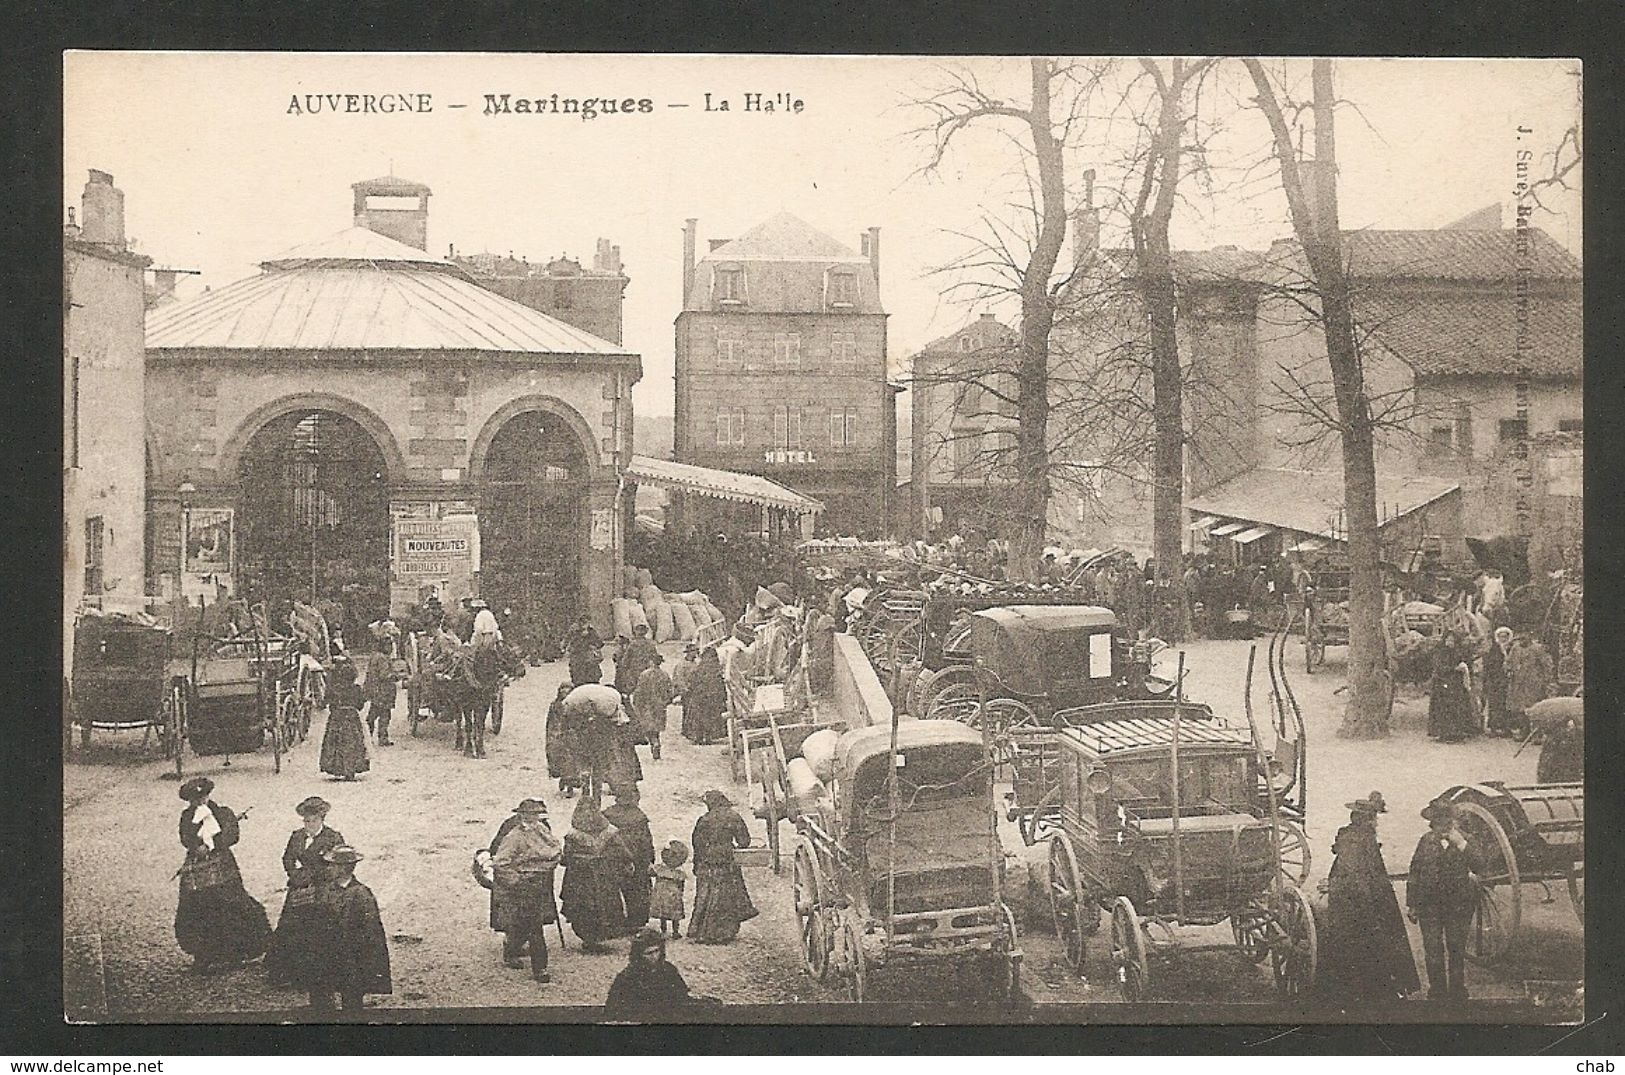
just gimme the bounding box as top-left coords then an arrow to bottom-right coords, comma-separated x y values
143,177 -> 641,641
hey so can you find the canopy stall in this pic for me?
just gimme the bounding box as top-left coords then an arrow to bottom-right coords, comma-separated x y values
623,455 -> 824,539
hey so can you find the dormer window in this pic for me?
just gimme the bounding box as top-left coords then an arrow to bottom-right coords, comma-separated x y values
715,266 -> 746,306
827,270 -> 857,309
959,335 -> 974,352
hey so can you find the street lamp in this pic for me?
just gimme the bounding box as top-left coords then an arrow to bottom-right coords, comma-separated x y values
177,478 -> 197,599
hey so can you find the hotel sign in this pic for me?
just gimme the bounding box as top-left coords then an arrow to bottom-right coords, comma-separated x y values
763,449 -> 817,465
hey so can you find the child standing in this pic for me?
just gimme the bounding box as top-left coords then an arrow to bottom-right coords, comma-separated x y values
650,840 -> 689,938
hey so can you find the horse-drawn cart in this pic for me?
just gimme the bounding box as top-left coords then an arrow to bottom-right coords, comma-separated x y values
788,720 -> 1021,1004
1441,781 -> 1584,963
68,612 -> 182,759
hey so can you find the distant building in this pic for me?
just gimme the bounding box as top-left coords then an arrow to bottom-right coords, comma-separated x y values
65,170 -> 152,671
673,213 -> 891,536
451,238 -> 629,347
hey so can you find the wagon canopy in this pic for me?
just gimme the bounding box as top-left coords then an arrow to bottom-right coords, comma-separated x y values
835,719 -> 987,803
969,604 -> 1118,687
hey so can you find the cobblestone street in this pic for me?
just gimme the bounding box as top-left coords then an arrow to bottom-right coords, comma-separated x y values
63,639 -> 1582,1021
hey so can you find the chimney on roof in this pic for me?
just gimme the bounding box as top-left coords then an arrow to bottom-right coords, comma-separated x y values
595,237 -> 623,274
1071,169 -> 1100,269
682,219 -> 698,306
79,170 -> 126,249
64,206 -> 80,241
352,176 -> 431,250
861,226 -> 881,289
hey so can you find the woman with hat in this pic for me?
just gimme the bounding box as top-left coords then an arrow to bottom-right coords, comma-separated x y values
174,777 -> 270,972
488,799 -> 563,983
1407,798 -> 1477,1002
604,927 -> 720,1019
266,796 -> 344,988
308,845 -> 391,1013
560,798 -> 636,951
1320,791 -> 1419,1004
687,791 -> 758,944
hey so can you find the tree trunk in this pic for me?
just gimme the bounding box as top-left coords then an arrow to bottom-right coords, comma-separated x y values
1005,57 -> 1069,583
1137,59 -> 1189,642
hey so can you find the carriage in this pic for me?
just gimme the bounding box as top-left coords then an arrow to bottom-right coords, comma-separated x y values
742,708 -> 850,872
1036,706 -> 1319,1001
68,612 -> 182,757
788,720 -> 1021,1004
1298,563 -> 1350,673
173,631 -> 291,776
1440,781 -> 1584,963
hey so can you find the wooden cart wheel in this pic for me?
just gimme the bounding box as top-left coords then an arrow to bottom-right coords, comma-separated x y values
1048,834 -> 1095,973
1109,896 -> 1149,1002
1276,820 -> 1312,887
1231,902 -> 1271,965
1455,799 -> 1520,963
1270,884 -> 1318,998
997,902 -> 1022,1005
838,914 -> 867,1003
792,838 -> 831,980
1567,861 -> 1584,925
924,681 -> 979,723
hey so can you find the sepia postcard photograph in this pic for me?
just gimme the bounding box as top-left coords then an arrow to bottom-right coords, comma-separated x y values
60,50 -> 1584,1028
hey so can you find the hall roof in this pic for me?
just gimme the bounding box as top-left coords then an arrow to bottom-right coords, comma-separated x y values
1187,466 -> 1460,541
146,227 -> 633,356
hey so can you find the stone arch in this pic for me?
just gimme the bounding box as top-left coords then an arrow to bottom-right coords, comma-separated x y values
467,395 -> 604,483
218,393 -> 406,485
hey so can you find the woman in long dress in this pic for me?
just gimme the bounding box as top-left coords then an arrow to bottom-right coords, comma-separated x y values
1427,632 -> 1477,743
682,649 -> 728,746
1319,793 -> 1419,1004
173,777 -> 270,971
266,796 -> 344,988
318,658 -> 370,779
687,790 -> 758,944
559,799 -> 635,951
545,683 -> 582,797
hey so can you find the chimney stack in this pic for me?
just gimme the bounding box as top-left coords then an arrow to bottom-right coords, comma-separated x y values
79,170 -> 126,249
64,206 -> 81,241
1072,169 -> 1100,269
595,237 -> 624,275
865,226 -> 881,288
351,176 -> 432,250
682,218 -> 697,306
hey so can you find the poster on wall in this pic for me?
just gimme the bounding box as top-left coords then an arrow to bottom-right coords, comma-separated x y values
183,508 -> 234,575
590,507 -> 614,551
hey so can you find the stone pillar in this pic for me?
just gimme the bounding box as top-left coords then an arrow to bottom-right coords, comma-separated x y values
584,477 -> 623,637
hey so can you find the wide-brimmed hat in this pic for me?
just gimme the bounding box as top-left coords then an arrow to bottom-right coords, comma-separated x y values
661,840 -> 689,868
1345,791 -> 1387,815
1420,798 -> 1458,823
178,776 -> 215,801
702,789 -> 733,810
322,845 -> 363,865
514,798 -> 549,816
296,796 -> 331,817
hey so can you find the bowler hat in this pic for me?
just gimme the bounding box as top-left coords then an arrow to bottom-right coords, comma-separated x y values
178,776 -> 215,802
514,798 -> 549,815
1420,798 -> 1457,823
322,845 -> 363,865
296,796 -> 331,817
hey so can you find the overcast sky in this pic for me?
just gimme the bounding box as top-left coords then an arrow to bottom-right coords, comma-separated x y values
66,53 -> 1581,416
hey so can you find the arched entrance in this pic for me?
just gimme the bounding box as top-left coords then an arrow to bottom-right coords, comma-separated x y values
478,409 -> 589,657
237,408 -> 391,623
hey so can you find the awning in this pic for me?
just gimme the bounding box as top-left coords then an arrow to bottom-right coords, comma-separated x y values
1188,515 -> 1220,531
1289,537 -> 1328,553
624,455 -> 823,515
1208,522 -> 1245,537
1231,526 -> 1275,545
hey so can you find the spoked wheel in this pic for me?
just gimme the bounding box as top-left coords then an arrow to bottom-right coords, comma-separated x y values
996,902 -> 1023,1006
982,698 -> 1041,768
1231,902 -> 1271,965
1456,799 -> 1520,963
1047,834 -> 1095,973
924,681 -> 979,723
792,839 -> 831,980
1270,884 -> 1318,999
1568,861 -> 1584,925
1109,896 -> 1149,1002
835,914 -> 867,1003
1275,820 -> 1312,887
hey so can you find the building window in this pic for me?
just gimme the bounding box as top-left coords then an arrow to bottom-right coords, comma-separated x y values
831,332 -> 859,367
829,408 -> 858,447
960,335 -> 974,352
715,267 -> 745,304
773,406 -> 804,448
716,408 -> 747,447
84,516 -> 105,595
1427,424 -> 1455,458
828,272 -> 856,307
1558,417 -> 1583,433
716,330 -> 745,368
774,333 -> 800,369
1499,418 -> 1529,444
959,383 -> 984,419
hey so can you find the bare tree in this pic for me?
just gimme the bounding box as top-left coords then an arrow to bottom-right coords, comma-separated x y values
910,58 -> 1110,580
1244,57 -> 1393,738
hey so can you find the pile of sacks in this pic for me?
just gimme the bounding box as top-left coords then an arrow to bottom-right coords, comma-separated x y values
611,565 -> 727,643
